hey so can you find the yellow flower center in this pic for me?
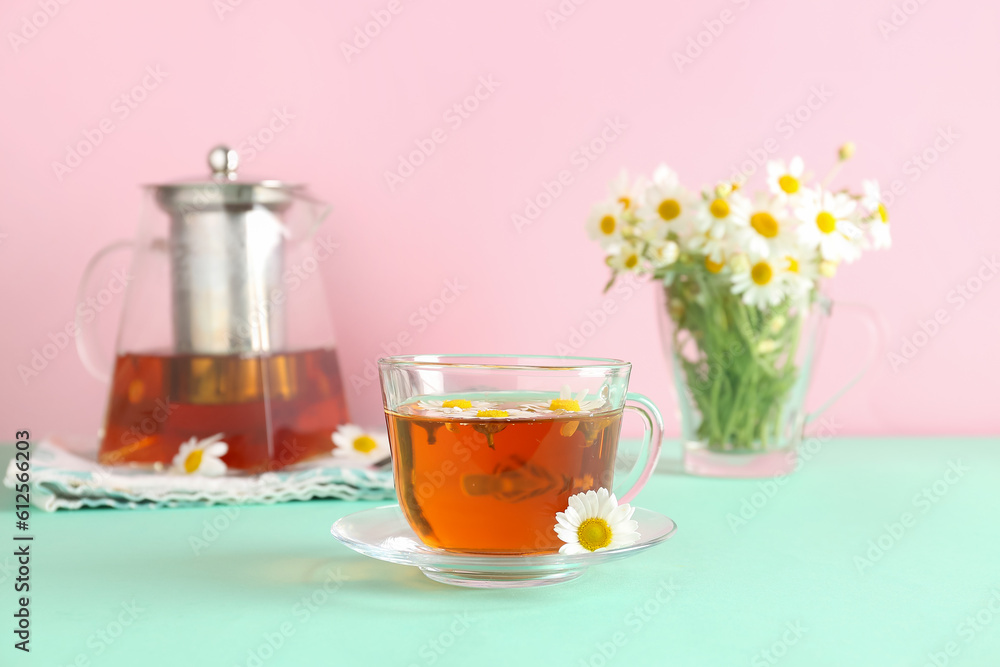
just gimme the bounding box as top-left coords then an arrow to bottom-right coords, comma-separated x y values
476,409 -> 508,418
705,256 -> 725,274
816,211 -> 837,234
184,450 -> 203,474
352,435 -> 378,453
751,212 -> 779,238
618,196 -> 631,210
878,203 -> 888,223
442,399 -> 472,409
577,517 -> 613,552
709,198 -> 730,218
549,398 -> 581,411
751,261 -> 773,286
624,253 -> 639,269
657,199 -> 681,221
786,255 -> 799,273
600,215 -> 616,235
778,174 -> 800,194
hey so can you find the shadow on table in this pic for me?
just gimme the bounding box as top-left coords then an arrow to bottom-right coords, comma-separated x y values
149,549 -> 582,609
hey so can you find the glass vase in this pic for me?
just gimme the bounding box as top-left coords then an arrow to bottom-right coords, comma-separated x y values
656,280 -> 877,478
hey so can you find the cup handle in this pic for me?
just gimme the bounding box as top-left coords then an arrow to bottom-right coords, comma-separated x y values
614,392 -> 665,504
75,240 -> 134,382
805,300 -> 883,424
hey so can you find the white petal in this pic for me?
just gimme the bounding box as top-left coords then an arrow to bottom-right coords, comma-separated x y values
171,444 -> 193,470
616,519 -> 640,535
600,488 -> 616,513
622,504 -> 636,522
559,543 -> 587,555
609,532 -> 641,549
554,528 -> 576,542
204,442 -> 228,457
567,495 -> 587,518
606,504 -> 631,526
197,457 -> 227,477
555,512 -> 577,531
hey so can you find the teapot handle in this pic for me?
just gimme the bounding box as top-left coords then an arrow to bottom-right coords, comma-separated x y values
75,240 -> 134,382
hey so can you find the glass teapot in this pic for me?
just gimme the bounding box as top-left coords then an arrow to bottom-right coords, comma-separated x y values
76,146 -> 349,473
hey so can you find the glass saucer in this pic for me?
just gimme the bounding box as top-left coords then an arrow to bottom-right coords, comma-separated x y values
330,505 -> 678,588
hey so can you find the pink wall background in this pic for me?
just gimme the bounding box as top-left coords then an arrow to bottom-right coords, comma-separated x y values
2,0 -> 998,441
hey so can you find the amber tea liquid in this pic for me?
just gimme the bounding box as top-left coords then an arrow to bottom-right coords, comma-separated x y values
99,347 -> 349,473
387,401 -> 622,553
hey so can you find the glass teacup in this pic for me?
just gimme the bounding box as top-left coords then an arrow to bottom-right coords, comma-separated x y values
378,355 -> 664,555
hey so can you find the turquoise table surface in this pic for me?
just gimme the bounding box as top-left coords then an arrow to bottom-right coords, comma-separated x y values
2,437 -> 999,667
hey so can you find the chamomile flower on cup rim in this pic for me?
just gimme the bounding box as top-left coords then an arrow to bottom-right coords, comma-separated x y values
332,424 -> 390,465
171,433 -> 228,476
554,487 -> 640,554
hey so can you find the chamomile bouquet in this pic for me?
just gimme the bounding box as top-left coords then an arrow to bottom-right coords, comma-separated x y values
588,145 -> 890,451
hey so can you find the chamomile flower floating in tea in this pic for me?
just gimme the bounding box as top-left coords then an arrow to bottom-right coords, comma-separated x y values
414,398 -> 493,418
554,488 -> 640,554
587,144 -> 891,452
332,424 -> 390,466
170,433 -> 228,476
523,385 -> 606,414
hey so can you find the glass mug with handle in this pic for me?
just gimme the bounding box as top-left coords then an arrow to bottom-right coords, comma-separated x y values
378,355 -> 664,555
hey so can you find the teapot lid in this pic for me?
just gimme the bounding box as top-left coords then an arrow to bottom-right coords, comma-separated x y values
154,145 -> 300,210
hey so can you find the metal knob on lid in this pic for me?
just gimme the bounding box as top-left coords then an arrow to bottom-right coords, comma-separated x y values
208,145 -> 239,181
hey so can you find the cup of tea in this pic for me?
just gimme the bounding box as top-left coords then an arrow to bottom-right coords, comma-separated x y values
378,355 -> 664,554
